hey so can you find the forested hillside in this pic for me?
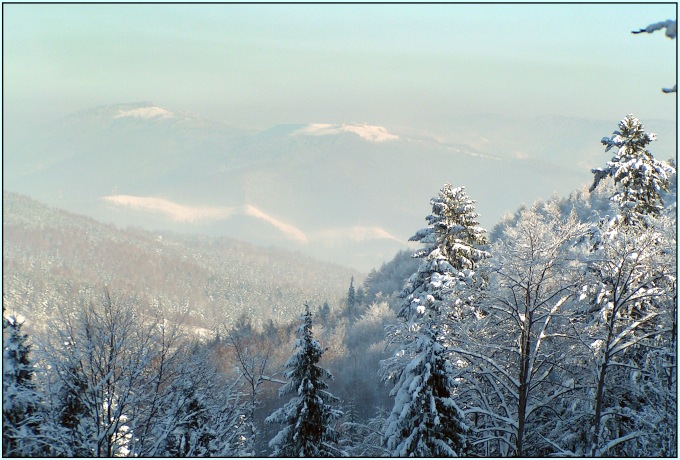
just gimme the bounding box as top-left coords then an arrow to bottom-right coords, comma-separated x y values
3,192 -> 358,332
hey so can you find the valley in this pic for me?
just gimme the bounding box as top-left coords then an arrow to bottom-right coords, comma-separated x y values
5,102 -> 674,270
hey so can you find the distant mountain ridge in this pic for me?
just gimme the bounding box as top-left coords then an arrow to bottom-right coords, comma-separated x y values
4,102 -> 675,270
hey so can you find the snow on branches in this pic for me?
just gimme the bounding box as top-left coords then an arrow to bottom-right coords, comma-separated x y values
590,114 -> 675,226
382,184 -> 489,457
266,305 -> 343,457
632,19 -> 677,39
632,19 -> 676,92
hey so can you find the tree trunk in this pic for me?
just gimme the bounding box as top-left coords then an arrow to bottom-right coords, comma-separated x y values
516,292 -> 532,457
591,310 -> 616,457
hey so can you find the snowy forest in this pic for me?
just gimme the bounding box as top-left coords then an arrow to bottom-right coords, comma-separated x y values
4,112 -> 677,457
3,22 -> 678,460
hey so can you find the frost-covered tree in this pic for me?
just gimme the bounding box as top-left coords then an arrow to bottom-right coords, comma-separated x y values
318,301 -> 331,324
575,216 -> 676,456
347,277 -> 356,308
346,276 -> 358,323
384,185 -> 490,364
164,382 -> 217,457
266,305 -> 343,457
382,184 -> 488,457
590,114 -> 675,226
228,327 -> 273,456
161,344 -> 247,457
363,250 -> 420,304
42,293 -> 141,456
337,396 -> 361,453
341,408 -> 389,457
450,205 -> 589,456
49,354 -> 96,456
2,313 -> 43,457
41,289 -> 188,457
582,116 -> 676,456
42,292 -> 248,458
384,328 -> 469,456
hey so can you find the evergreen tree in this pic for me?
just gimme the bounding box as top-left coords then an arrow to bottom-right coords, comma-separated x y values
383,184 -> 490,380
347,277 -> 357,323
266,305 -> 343,457
401,184 -> 490,323
384,327 -> 468,456
587,117 -> 676,454
382,184 -> 488,457
590,114 -> 675,226
318,301 -> 331,325
2,313 -> 42,457
339,397 -> 360,452
355,286 -> 366,307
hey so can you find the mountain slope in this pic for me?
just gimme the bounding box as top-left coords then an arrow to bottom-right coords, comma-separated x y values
2,192 -> 358,333
4,102 -> 675,270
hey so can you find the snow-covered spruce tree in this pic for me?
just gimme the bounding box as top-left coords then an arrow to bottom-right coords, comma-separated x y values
382,184 -> 489,457
590,114 -> 675,226
384,328 -> 469,456
383,184 -> 490,370
346,276 -> 358,323
414,185 -> 490,320
584,115 -> 677,455
266,304 -> 343,457
2,313 -> 43,457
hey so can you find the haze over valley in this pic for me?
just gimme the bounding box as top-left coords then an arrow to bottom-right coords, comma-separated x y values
5,101 -> 675,271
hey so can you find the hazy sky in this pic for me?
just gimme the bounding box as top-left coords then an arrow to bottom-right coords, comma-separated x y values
3,3 -> 676,133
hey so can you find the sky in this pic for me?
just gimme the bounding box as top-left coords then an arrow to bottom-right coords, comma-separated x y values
3,3 -> 677,133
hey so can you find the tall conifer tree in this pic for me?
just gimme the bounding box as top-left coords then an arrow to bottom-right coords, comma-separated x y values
266,305 -> 343,457
590,114 -> 675,226
3,313 -> 42,457
383,184 -> 489,456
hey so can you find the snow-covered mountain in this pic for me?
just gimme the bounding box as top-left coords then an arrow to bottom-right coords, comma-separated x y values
4,102 -> 676,270
292,123 -> 399,142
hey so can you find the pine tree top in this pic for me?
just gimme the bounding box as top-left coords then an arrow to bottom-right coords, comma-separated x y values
591,114 -> 676,225
409,184 -> 490,271
266,304 -> 343,457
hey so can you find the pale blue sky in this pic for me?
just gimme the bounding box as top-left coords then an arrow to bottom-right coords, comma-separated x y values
3,3 -> 676,132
